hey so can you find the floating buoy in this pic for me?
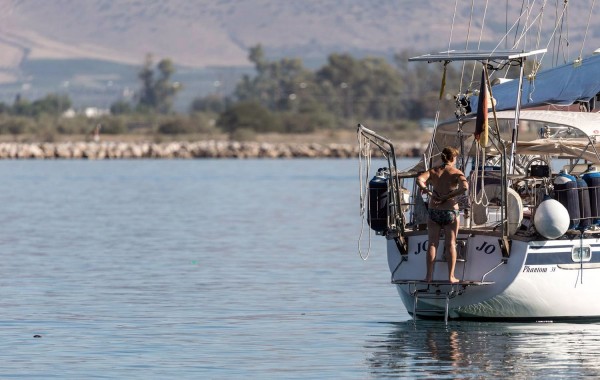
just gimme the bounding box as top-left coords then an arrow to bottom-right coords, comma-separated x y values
534,197 -> 570,239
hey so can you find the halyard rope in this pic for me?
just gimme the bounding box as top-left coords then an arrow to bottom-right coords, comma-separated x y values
358,132 -> 373,260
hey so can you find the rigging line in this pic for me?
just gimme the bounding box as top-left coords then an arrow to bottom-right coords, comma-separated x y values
492,5 -> 531,54
513,0 -> 528,48
358,133 -> 366,217
552,0 -> 560,66
527,0 -> 547,96
527,0 -> 540,50
459,0 -> 476,94
534,1 -> 569,68
470,0 -> 490,87
534,0 -> 548,51
565,2 -> 570,62
506,0 -> 509,50
448,0 -> 460,53
512,8 -> 548,53
471,143 -> 489,206
554,1 -> 568,65
523,0 -> 534,51
511,0 -> 543,50
579,0 -> 596,58
357,133 -> 372,260
560,2 -> 570,64
426,61 -> 449,168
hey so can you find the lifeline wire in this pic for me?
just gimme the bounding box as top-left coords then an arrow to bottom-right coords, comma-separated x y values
459,0 -> 476,94
579,0 -> 596,60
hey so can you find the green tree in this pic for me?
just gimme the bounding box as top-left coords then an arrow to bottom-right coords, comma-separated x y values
32,93 -> 71,116
137,54 -> 181,114
190,94 -> 226,114
316,54 -> 405,120
234,44 -> 316,113
217,101 -> 281,133
11,93 -> 71,117
138,55 -> 155,110
110,100 -> 133,115
158,117 -> 194,134
12,94 -> 33,117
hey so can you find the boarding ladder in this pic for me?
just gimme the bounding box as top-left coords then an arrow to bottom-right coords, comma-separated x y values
393,238 -> 494,323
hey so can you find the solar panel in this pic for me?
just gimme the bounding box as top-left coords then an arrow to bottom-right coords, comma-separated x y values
408,49 -> 547,62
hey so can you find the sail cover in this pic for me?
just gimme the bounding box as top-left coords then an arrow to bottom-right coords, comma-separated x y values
471,54 -> 600,111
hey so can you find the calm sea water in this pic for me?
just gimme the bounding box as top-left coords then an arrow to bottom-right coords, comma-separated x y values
0,158 -> 600,379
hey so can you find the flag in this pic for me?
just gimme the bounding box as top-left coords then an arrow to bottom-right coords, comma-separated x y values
475,68 -> 489,146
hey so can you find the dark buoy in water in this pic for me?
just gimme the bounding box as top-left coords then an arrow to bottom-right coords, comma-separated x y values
33,334 -> 41,338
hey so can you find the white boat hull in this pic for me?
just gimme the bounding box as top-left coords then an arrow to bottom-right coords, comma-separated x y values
388,233 -> 600,320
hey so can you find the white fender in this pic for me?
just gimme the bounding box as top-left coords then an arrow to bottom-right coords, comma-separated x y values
534,198 -> 570,239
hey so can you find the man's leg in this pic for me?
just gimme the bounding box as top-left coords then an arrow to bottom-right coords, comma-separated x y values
444,217 -> 460,283
425,219 -> 441,282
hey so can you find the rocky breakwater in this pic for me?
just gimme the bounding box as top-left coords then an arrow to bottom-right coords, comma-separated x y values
0,140 -> 424,159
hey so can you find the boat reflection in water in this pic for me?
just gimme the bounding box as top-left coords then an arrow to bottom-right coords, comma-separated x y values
365,321 -> 600,378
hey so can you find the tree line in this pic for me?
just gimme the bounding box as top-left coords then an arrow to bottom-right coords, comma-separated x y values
0,46 -> 492,140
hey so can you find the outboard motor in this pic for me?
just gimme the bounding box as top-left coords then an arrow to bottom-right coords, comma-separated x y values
368,168 -> 389,233
553,171 -> 580,229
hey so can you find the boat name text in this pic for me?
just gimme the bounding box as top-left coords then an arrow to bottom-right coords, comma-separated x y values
413,240 -> 497,255
475,241 -> 496,254
522,266 -> 556,273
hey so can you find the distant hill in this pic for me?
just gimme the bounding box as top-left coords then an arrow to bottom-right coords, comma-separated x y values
0,0 -> 598,110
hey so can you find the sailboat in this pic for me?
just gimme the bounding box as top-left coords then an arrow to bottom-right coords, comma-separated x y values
357,2 -> 600,322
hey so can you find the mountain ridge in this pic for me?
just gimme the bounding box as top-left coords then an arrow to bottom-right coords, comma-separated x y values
2,1 -> 598,72
0,0 -> 598,109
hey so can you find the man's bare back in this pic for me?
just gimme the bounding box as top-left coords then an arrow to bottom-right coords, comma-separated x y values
426,165 -> 468,210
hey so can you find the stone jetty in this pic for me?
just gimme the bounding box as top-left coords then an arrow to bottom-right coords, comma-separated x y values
0,140 -> 425,159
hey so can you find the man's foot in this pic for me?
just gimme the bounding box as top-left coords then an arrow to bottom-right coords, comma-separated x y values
449,276 -> 459,284
423,276 -> 432,283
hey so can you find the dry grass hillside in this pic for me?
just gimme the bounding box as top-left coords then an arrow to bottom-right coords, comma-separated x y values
0,0 -> 597,77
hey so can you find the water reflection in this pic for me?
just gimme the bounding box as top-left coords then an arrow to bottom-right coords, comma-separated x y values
366,320 -> 600,378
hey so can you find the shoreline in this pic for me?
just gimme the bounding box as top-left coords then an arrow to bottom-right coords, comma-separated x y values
0,140 -> 426,159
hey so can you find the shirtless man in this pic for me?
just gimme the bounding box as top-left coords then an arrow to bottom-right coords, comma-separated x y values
416,146 -> 468,283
